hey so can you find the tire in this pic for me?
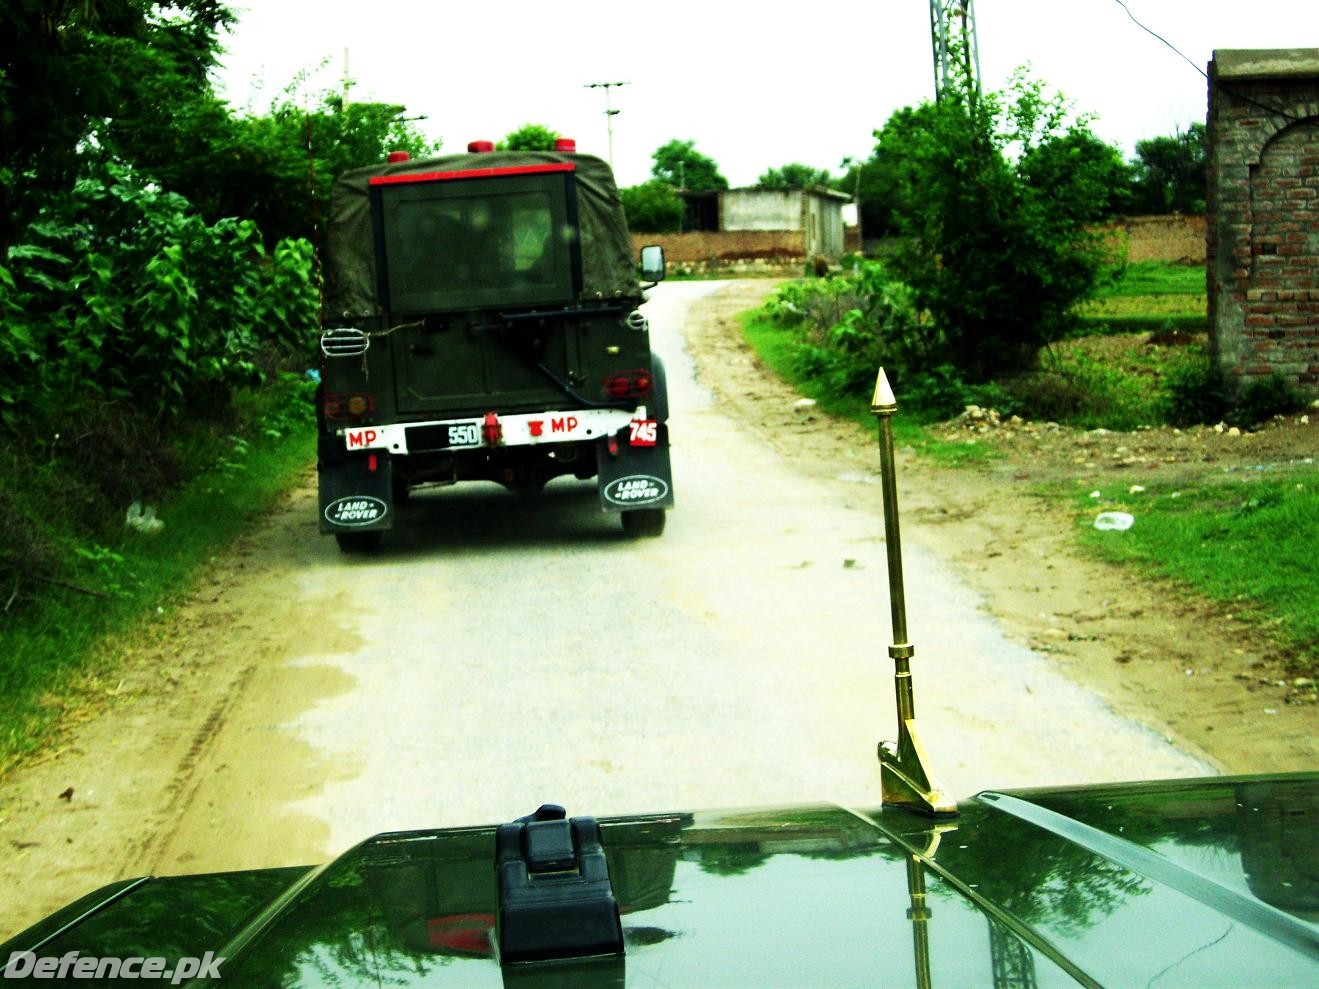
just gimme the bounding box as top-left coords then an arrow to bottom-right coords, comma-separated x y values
621,509 -> 666,538
335,531 -> 382,554
649,355 -> 669,423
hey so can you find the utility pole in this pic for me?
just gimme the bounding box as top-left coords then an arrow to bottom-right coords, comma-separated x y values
584,81 -> 629,167
928,0 -> 981,103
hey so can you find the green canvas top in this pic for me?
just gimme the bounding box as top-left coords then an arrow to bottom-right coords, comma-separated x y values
323,150 -> 641,321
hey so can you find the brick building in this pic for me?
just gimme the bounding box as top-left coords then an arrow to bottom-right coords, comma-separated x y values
1207,49 -> 1319,395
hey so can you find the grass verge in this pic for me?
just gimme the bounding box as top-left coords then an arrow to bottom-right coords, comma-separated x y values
1075,261 -> 1207,338
1077,473 -> 1319,672
0,375 -> 316,772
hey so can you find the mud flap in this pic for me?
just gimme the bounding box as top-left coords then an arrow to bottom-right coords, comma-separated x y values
596,424 -> 675,514
318,447 -> 394,534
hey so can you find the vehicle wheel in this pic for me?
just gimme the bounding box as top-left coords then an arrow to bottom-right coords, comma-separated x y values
335,531 -> 382,554
649,355 -> 669,423
621,509 -> 666,538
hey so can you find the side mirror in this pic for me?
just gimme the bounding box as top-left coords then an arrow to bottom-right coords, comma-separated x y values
640,245 -> 666,285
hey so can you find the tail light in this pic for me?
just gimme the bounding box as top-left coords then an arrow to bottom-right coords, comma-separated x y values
323,392 -> 375,420
482,411 -> 503,446
604,370 -> 654,400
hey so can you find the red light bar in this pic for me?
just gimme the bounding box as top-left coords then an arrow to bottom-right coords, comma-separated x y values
386,151 -> 411,163
467,140 -> 496,153
369,162 -> 575,186
553,138 -> 577,153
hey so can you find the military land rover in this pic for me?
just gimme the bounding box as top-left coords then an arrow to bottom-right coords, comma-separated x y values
316,140 -> 671,552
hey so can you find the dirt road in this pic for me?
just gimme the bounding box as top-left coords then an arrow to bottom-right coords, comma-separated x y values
3,280 -> 1291,937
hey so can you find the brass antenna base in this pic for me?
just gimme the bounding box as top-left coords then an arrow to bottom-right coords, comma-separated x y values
879,722 -> 958,817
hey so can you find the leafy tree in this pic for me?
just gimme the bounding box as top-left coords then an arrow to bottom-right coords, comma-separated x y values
756,163 -> 834,189
877,71 -> 1113,380
650,139 -> 728,191
1019,128 -> 1133,220
116,89 -> 436,247
0,0 -> 233,254
500,123 -> 561,151
619,181 -> 684,233
1129,123 -> 1206,214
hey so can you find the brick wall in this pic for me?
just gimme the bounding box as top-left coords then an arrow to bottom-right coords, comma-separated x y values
629,231 -> 807,276
1207,49 -> 1319,394
1107,215 -> 1207,264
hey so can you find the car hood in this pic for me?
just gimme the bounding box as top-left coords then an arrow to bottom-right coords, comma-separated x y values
7,774 -> 1317,987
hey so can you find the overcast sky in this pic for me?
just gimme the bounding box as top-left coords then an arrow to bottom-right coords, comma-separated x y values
213,1 -> 1318,188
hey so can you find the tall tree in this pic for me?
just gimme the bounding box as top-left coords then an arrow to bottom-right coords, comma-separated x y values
500,123 -> 560,151
619,181 -> 684,233
0,0 -> 232,253
755,163 -> 834,189
877,71 -> 1112,380
1129,123 -> 1206,214
115,90 -> 436,247
650,139 -> 728,191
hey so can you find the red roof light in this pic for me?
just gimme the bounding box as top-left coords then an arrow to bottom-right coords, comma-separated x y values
553,138 -> 577,153
467,140 -> 496,153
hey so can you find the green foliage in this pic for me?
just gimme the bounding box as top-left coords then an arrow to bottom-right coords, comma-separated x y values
619,181 -> 685,233
1,164 -> 318,428
875,71 -> 1115,381
756,163 -> 835,189
116,88 -> 438,248
651,139 -> 728,191
0,374 -> 318,766
755,260 -> 1014,421
1160,356 -> 1228,427
1019,128 -> 1133,219
0,0 -> 233,252
1129,123 -> 1207,214
1231,373 -> 1309,427
499,123 -> 560,151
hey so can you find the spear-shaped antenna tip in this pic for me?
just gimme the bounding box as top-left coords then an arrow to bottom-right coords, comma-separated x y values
871,366 -> 896,412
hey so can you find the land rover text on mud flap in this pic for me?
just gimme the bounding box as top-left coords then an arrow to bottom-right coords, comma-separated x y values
316,142 -> 671,552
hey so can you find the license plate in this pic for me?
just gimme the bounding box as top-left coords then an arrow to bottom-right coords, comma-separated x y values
446,422 -> 481,447
628,419 -> 658,447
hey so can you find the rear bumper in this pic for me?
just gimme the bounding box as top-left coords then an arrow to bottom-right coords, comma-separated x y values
336,407 -> 645,456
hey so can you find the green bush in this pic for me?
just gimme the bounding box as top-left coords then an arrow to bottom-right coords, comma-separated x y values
1160,356 -> 1228,426
1231,373 -> 1308,427
0,164 -> 318,428
758,260 -> 930,401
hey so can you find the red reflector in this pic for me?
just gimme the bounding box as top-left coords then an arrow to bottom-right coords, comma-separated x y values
427,914 -> 495,956
467,140 -> 495,153
323,392 -> 375,421
604,370 -> 654,400
386,150 -> 411,163
553,138 -> 577,153
482,411 -> 503,445
607,435 -> 620,456
368,454 -> 378,472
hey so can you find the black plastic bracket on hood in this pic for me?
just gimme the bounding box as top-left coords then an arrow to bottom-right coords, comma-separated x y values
495,804 -> 624,965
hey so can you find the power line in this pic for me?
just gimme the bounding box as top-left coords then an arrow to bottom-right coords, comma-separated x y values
1110,0 -> 1301,123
